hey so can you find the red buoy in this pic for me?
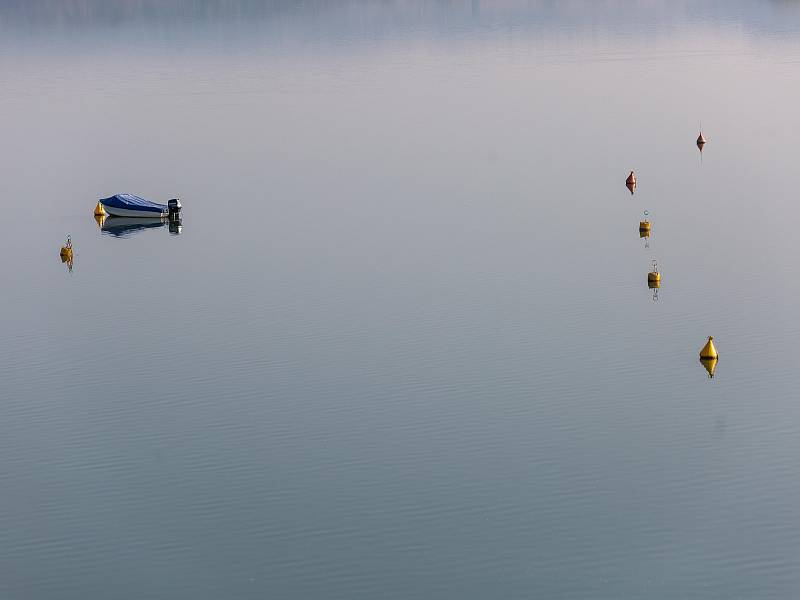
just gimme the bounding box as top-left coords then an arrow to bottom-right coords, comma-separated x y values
626,171 -> 636,195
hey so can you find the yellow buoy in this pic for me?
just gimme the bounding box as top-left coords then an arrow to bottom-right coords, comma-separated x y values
640,229 -> 650,239
647,258 -> 661,286
94,201 -> 105,217
699,356 -> 718,378
699,336 -> 718,359
697,132 -> 706,146
640,210 -> 651,233
59,235 -> 73,260
94,213 -> 106,228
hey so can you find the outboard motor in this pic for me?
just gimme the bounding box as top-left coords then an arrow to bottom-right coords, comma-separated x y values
167,198 -> 182,221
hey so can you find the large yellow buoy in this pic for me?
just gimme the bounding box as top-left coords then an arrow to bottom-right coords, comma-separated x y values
94,201 -> 105,217
699,336 -> 718,359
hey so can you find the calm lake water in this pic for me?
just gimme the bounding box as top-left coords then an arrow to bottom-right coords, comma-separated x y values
3,1 -> 800,597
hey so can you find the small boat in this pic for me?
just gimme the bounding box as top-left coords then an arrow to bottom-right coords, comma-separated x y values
100,194 -> 168,217
100,194 -> 182,219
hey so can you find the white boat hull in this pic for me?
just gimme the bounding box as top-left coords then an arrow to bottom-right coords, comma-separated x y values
102,205 -> 168,217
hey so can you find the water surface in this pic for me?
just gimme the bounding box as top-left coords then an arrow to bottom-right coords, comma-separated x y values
2,1 -> 800,598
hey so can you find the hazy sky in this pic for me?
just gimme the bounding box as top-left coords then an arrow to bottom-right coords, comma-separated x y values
3,1 -> 800,41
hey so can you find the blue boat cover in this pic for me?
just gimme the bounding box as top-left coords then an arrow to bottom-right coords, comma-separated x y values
100,194 -> 166,214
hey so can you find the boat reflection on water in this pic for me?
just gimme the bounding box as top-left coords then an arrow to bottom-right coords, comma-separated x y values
96,215 -> 182,237
100,216 -> 165,237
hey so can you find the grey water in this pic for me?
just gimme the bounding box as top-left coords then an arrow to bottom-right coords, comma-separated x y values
2,1 -> 800,597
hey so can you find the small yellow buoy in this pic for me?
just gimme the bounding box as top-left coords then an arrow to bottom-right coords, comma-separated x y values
94,201 -> 105,217
640,210 -> 651,237
59,235 -> 73,260
699,336 -> 718,359
699,356 -> 718,379
647,258 -> 660,285
697,132 -> 706,147
94,213 -> 106,228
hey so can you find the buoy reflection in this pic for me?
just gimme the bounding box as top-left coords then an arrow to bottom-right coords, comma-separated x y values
700,357 -> 718,379
61,254 -> 74,273
647,277 -> 659,301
